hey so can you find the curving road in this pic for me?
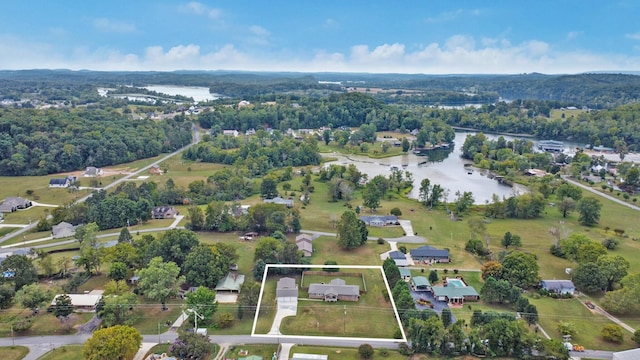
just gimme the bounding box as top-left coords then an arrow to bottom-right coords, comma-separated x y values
0,125 -> 200,246
562,176 -> 640,211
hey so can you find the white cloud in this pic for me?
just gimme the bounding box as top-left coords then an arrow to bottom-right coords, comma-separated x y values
179,2 -> 222,19
93,18 -> 136,33
245,25 -> 271,45
324,19 -> 339,29
626,33 -> 640,40
250,25 -> 270,37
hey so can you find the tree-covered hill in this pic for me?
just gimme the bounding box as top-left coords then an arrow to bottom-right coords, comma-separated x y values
0,108 -> 192,176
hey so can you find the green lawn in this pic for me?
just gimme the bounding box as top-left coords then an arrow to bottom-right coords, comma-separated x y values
0,346 -> 29,360
290,346 -> 407,360
37,345 -> 84,360
225,344 -> 278,360
0,310 -> 94,337
309,236 -> 387,266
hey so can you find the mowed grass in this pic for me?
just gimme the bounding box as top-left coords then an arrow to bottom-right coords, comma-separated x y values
224,344 -> 278,360
152,156 -> 228,189
310,236 -> 388,266
290,346 -> 408,360
278,269 -> 399,338
38,345 -> 84,360
0,346 -> 29,360
529,296 -> 637,351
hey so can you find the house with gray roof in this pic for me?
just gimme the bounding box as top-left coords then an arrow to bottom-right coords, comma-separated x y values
308,278 -> 360,302
295,234 -> 313,257
151,206 -> 177,219
263,197 -> 294,207
540,280 -> 575,295
0,197 -> 33,213
410,245 -> 450,263
83,167 -> 103,177
52,221 -> 77,239
359,215 -> 398,227
49,175 -> 76,188
215,272 -> 245,293
613,348 -> 640,360
388,250 -> 410,267
277,277 -> 298,300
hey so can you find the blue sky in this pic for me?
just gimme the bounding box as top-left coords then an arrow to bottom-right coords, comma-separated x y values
1,1 -> 640,74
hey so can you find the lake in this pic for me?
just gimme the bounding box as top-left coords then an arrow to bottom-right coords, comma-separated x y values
324,131 -> 529,204
143,85 -> 219,102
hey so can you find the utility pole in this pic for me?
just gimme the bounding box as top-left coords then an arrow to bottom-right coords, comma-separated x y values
343,305 -> 346,334
187,308 -> 204,331
157,322 -> 160,344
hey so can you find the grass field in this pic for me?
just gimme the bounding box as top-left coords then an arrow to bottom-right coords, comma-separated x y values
0,346 -> 29,360
290,346 -> 407,360
225,344 -> 277,360
38,345 -> 84,360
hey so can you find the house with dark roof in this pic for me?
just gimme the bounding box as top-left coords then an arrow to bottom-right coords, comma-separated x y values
52,222 -> 77,239
540,280 -> 575,295
0,197 -> 33,213
359,215 -> 398,227
410,245 -> 450,263
263,197 -> 294,207
412,276 -> 432,292
49,176 -> 76,188
276,277 -> 298,300
308,278 -> 360,302
151,206 -> 178,219
388,250 -> 410,266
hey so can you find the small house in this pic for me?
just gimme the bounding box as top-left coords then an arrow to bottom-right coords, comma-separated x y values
410,245 -> 450,263
223,129 -> 240,137
388,250 -> 410,267
83,167 -> 103,177
263,197 -> 294,207
432,282 -> 479,305
412,276 -> 431,292
540,280 -> 576,295
50,293 -> 103,311
49,175 -> 76,188
399,268 -> 412,282
359,215 -> 398,227
215,273 -> 245,293
52,222 -> 77,239
613,348 -> 640,360
0,197 -> 33,213
149,164 -> 162,175
152,206 -> 177,219
296,234 -> 314,257
308,278 -> 360,302
276,277 -> 298,300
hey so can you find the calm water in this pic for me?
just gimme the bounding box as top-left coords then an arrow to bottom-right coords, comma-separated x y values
324,131 -> 529,204
143,85 -> 219,102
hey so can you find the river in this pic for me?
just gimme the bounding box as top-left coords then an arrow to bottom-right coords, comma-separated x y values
324,131 -> 531,204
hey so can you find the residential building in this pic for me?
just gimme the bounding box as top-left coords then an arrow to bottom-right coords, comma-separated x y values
296,234 -> 313,257
263,197 -> 294,207
149,164 -> 162,175
83,167 -> 103,177
412,276 -> 432,292
432,279 -> 479,305
0,197 -> 33,213
540,280 -> 576,295
291,354 -> 328,360
52,222 -> 77,239
399,268 -> 411,282
308,278 -> 360,302
151,206 -> 178,219
49,175 -> 76,188
388,250 -> 410,267
410,246 -> 450,263
613,348 -> 640,360
359,215 -> 399,227
223,129 -> 239,137
50,293 -> 103,311
215,273 -> 245,293
276,277 -> 298,300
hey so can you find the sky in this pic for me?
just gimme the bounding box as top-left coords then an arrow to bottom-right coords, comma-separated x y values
1,1 -> 640,74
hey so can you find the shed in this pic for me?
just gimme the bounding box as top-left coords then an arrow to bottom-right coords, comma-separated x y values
215,273 -> 245,293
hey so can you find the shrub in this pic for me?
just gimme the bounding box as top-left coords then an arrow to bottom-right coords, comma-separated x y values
377,238 -> 385,245
389,208 -> 402,216
397,343 -> 412,356
632,329 -> 640,345
214,313 -> 234,329
602,238 -> 620,250
323,260 -> 339,272
601,324 -> 624,344
378,348 -> 390,357
12,318 -> 33,332
358,344 -> 374,359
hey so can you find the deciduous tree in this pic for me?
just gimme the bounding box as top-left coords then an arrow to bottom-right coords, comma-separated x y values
83,325 -> 142,360
577,197 -> 602,226
136,257 -> 184,310
501,251 -> 539,288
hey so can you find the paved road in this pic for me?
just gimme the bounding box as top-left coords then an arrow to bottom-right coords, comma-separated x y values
0,125 -> 200,246
563,176 -> 640,211
301,229 -> 426,244
569,349 -> 614,359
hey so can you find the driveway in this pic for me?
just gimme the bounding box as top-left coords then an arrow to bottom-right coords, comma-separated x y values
409,289 -> 456,323
268,298 -> 298,335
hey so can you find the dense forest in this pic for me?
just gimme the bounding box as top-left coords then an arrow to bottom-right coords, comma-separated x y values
2,70 -> 640,108
0,108 -> 192,176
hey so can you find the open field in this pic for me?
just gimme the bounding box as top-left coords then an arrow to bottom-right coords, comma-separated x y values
0,346 -> 29,360
38,345 -> 84,360
255,268 -> 399,339
151,156 -> 228,188
290,346 -> 408,360
224,344 -> 277,360
309,236 -> 387,266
